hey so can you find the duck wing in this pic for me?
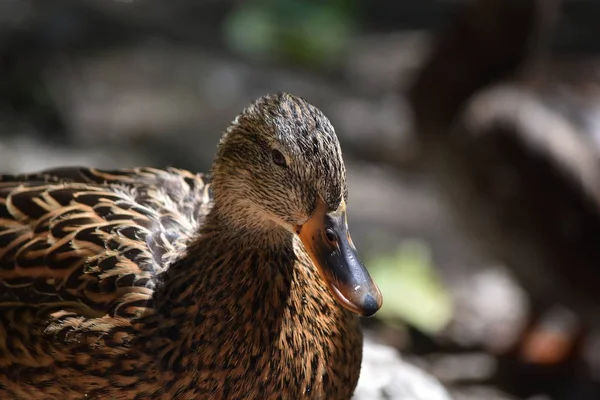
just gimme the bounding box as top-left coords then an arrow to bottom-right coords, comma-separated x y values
0,167 -> 212,318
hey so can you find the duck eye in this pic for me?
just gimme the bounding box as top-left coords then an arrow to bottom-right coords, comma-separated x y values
271,149 -> 287,167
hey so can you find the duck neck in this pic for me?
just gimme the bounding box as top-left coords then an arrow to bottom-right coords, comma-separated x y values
149,204 -> 297,370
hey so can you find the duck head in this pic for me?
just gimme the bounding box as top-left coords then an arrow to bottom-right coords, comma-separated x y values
211,93 -> 382,317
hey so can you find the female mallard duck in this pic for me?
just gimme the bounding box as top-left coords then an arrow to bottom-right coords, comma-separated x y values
0,93 -> 382,399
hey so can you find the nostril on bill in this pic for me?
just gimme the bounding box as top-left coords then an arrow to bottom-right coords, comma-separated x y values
325,228 -> 336,243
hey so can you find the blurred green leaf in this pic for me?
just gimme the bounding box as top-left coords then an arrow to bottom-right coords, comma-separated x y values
223,0 -> 356,69
368,240 -> 453,335
223,6 -> 277,58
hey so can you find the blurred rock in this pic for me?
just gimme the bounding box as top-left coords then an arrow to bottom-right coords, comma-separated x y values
451,386 -> 517,400
343,32 -> 430,93
446,266 -> 528,352
355,336 -> 452,400
0,135 -> 147,173
425,352 -> 497,383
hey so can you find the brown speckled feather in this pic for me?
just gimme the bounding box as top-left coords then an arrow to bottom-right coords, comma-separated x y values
0,167 -> 212,396
0,167 -> 209,311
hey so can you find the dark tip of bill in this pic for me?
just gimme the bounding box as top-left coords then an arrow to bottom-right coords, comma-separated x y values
361,293 -> 380,317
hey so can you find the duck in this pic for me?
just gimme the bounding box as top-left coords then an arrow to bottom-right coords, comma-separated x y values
408,0 -> 600,324
0,93 -> 382,399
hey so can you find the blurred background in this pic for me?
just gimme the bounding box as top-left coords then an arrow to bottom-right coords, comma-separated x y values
1,0 -> 600,399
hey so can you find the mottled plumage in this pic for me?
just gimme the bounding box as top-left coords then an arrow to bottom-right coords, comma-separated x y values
0,93 -> 381,399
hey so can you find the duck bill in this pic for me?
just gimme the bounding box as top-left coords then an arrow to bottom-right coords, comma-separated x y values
297,199 -> 382,317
